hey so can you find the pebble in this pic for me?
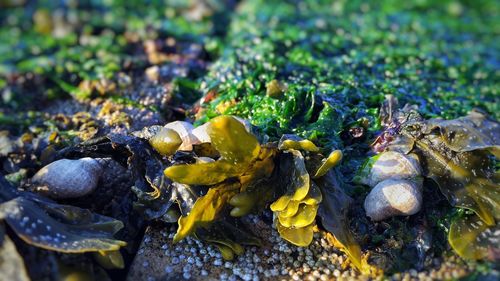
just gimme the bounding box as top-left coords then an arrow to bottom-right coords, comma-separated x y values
364,178 -> 423,221
31,158 -> 104,199
130,212 -> 475,281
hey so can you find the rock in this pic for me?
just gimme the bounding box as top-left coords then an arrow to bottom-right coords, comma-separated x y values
364,178 -> 423,221
361,151 -> 421,187
164,121 -> 201,151
31,158 -> 104,199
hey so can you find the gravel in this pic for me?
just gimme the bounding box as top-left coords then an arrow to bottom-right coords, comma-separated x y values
126,213 -> 484,281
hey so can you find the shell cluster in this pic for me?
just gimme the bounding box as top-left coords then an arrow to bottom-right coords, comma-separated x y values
361,151 -> 423,221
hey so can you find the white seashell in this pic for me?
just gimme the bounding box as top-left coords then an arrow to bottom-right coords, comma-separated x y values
364,178 -> 423,221
191,117 -> 252,144
164,121 -> 200,151
191,123 -> 211,143
362,151 -> 421,187
32,158 -> 104,199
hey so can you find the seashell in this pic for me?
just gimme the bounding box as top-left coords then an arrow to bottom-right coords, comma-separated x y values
364,178 -> 423,221
360,151 -> 421,187
164,121 -> 200,151
31,158 -> 104,199
191,122 -> 211,143
191,117 -> 252,144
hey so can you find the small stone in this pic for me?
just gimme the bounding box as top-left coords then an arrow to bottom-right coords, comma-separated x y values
364,178 -> 423,221
145,66 -> 160,82
360,151 -> 421,187
32,158 -> 104,199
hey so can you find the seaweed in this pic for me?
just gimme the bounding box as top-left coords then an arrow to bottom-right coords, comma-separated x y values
317,170 -> 379,275
385,110 -> 500,261
161,116 -> 373,271
163,116 -> 275,244
0,176 -> 126,254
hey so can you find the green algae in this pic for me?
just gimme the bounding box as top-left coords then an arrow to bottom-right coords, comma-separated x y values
198,0 -> 499,138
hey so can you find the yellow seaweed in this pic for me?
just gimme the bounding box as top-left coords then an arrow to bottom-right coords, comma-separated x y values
276,221 -> 314,247
173,184 -> 239,243
313,150 -> 343,178
149,128 -> 182,156
278,204 -> 318,228
164,160 -> 240,186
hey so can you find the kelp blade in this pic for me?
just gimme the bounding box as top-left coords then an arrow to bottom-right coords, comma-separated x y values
317,171 -> 377,274
0,197 -> 126,253
208,115 -> 260,164
449,215 -> 499,261
164,160 -> 241,186
174,184 -> 239,243
276,221 -> 314,247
